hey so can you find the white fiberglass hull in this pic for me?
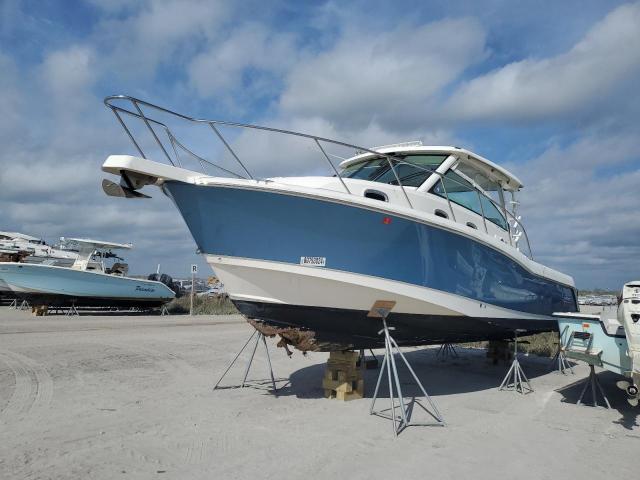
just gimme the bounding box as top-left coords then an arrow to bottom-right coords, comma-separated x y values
208,255 -> 557,351
0,263 -> 175,308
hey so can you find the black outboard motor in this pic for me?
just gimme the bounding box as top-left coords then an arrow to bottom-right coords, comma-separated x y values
149,273 -> 182,297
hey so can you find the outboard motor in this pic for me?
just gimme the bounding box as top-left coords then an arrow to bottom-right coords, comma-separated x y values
159,274 -> 182,296
617,281 -> 640,406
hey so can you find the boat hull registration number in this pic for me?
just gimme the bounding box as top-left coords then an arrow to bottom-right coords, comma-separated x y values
300,256 -> 326,267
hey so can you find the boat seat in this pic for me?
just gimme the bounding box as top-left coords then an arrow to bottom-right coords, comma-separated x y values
601,316 -> 625,336
108,262 -> 129,275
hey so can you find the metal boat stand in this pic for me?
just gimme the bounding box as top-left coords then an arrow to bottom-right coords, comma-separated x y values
160,305 -> 170,316
213,328 -> 280,395
18,300 -> 30,311
8,299 -> 18,309
436,343 -> 459,361
370,315 -> 445,436
499,330 -> 533,394
576,364 -> 611,408
65,303 -> 80,316
549,326 -> 574,374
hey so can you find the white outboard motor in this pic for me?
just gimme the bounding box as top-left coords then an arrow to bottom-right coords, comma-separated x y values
617,281 -> 640,405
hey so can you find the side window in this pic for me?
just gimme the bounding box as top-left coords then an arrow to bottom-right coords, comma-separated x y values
432,170 -> 480,211
431,170 -> 508,230
480,195 -> 508,230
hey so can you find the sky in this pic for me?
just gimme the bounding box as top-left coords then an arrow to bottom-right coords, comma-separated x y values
0,0 -> 639,288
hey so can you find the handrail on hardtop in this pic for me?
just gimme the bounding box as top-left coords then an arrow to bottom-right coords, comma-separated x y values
104,95 -> 533,259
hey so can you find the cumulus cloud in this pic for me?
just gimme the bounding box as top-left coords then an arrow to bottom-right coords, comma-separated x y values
280,17 -> 487,129
188,22 -> 297,99
515,133 -> 640,287
445,2 -> 640,122
42,46 -> 94,95
0,51 -> 24,140
94,0 -> 228,78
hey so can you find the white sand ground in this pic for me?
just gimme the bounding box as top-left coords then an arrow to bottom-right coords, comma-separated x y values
0,306 -> 638,480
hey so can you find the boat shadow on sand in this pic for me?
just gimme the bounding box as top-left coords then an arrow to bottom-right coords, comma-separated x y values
222,346 -> 639,429
276,347 -> 552,399
555,369 -> 640,430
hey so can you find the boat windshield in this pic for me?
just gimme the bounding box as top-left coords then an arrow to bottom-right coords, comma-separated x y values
341,154 -> 448,187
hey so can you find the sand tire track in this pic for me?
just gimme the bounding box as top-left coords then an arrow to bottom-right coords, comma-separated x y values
0,349 -> 53,422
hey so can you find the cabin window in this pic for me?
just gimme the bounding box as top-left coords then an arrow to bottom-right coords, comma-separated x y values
431,170 -> 508,231
341,154 -> 448,187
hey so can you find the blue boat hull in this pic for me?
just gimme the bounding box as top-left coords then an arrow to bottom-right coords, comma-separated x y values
163,181 -> 577,348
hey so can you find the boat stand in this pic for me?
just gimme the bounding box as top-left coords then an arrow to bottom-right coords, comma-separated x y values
65,303 -> 80,316
370,316 -> 445,436
549,326 -> 574,374
550,345 -> 574,375
213,328 -> 279,395
8,299 -> 18,309
18,300 -> 30,311
499,331 -> 533,394
160,305 -> 170,316
436,343 -> 459,361
576,364 -> 611,408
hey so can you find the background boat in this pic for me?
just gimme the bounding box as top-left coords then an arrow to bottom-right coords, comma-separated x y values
0,238 -> 175,308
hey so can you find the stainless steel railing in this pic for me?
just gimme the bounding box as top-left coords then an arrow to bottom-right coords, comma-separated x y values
104,95 -> 533,259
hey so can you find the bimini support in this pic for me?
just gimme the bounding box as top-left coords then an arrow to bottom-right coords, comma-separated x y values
213,328 -> 279,395
499,329 -> 534,394
369,301 -> 445,436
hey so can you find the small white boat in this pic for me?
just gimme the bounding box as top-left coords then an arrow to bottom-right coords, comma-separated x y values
0,231 -> 78,267
0,238 -> 175,308
555,281 -> 640,406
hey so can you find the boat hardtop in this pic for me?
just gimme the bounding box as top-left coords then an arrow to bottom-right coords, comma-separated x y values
61,237 -> 133,251
0,231 -> 45,244
338,144 -> 523,191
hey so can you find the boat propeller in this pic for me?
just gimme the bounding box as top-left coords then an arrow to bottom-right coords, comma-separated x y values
616,380 -> 640,406
102,171 -> 152,199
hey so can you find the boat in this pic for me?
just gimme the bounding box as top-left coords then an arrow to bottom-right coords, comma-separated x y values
618,281 -> 640,403
0,231 -> 78,267
0,244 -> 31,300
99,95 -> 578,351
0,237 -> 175,308
554,281 -> 640,406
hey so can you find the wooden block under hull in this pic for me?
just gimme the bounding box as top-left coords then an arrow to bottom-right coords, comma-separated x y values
323,351 -> 364,401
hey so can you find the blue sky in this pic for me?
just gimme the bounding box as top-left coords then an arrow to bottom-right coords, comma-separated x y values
1,0 -> 639,288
